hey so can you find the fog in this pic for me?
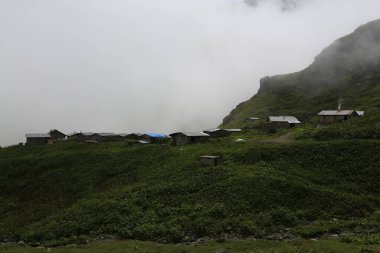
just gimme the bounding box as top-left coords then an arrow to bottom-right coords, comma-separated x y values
1,0 -> 379,146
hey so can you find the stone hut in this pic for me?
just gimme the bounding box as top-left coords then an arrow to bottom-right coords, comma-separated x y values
25,133 -> 51,145
267,116 -> 301,127
169,132 -> 210,146
49,129 -> 66,140
317,110 -> 359,124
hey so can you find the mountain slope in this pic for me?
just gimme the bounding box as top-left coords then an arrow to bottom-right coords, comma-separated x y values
221,19 -> 380,128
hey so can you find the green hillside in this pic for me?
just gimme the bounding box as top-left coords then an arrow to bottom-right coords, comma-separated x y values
1,138 -> 380,246
221,19 -> 380,128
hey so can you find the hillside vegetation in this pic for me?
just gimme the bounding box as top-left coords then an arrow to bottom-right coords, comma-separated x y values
0,138 -> 380,245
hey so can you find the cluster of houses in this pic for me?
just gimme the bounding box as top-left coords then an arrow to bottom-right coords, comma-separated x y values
250,109 -> 365,127
24,109 -> 364,146
24,128 -> 242,146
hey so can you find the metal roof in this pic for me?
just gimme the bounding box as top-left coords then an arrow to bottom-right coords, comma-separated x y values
203,128 -> 222,133
170,132 -> 210,137
317,110 -> 356,116
25,133 -> 51,138
268,116 -> 301,124
224,129 -> 242,132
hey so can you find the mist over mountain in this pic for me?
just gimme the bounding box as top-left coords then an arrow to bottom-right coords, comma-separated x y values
244,0 -> 303,11
222,19 -> 380,127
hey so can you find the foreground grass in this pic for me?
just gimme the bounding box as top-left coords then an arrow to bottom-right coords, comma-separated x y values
2,239 -> 380,253
1,138 -> 380,243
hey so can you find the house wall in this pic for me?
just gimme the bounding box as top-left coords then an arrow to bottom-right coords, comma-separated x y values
26,137 -> 50,145
206,130 -> 230,138
319,115 -> 355,124
172,134 -> 191,146
50,131 -> 66,140
190,136 -> 209,143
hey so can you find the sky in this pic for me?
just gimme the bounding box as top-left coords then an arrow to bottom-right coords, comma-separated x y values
0,0 -> 380,146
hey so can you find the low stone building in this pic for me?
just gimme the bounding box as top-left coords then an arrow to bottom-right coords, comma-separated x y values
25,133 -> 51,145
317,110 -> 359,124
267,116 -> 301,127
169,132 -> 210,146
49,129 -> 66,140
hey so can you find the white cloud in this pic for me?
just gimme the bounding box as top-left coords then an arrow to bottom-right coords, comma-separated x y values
0,0 -> 379,145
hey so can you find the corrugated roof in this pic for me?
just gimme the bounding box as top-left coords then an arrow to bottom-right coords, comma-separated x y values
170,132 -> 210,137
268,116 -> 301,124
317,110 -> 356,116
25,133 -> 51,138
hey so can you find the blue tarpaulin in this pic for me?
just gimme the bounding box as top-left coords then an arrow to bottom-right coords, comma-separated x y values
147,133 -> 166,138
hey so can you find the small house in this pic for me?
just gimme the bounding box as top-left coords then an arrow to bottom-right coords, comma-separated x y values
25,133 -> 51,145
49,129 -> 66,140
267,116 -> 301,127
169,132 -> 210,146
317,110 -> 359,124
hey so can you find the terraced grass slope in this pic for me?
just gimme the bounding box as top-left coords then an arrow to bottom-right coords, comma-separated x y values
221,19 -> 380,128
0,138 -> 380,244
